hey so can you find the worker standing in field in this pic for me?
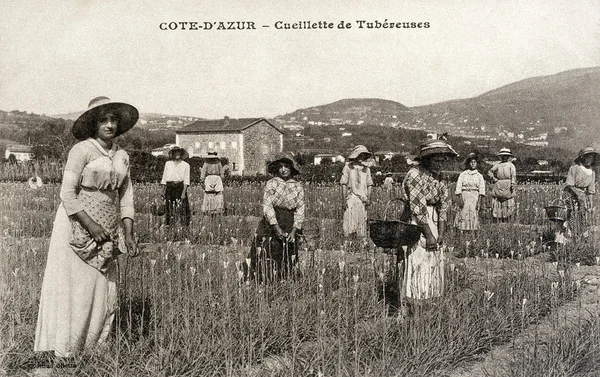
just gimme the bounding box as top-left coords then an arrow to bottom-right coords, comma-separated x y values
161,146 -> 191,227
454,153 -> 486,232
200,149 -> 225,215
564,146 -> 598,224
487,148 -> 517,222
35,96 -> 139,358
248,153 -> 304,282
402,139 -> 458,302
340,145 -> 374,242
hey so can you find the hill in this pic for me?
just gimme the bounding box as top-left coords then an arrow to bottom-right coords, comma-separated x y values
410,67 -> 600,150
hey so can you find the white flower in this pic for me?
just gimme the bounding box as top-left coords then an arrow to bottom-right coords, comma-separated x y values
484,290 -> 494,301
190,267 -> 196,276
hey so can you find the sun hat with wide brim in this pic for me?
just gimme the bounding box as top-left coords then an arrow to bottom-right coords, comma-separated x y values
348,145 -> 371,160
574,146 -> 600,165
72,96 -> 139,140
168,146 -> 189,160
414,139 -> 459,161
267,152 -> 301,176
496,148 -> 514,157
204,148 -> 220,159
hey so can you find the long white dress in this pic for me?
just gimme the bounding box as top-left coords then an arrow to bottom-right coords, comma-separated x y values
35,139 -> 134,357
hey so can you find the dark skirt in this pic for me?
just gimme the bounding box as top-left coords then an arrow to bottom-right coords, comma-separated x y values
165,182 -> 190,226
248,207 -> 302,282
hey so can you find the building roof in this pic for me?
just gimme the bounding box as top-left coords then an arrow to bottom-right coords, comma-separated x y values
176,118 -> 283,134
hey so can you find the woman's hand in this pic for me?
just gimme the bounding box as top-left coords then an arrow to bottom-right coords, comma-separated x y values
286,228 -> 297,243
180,193 -> 187,200
87,221 -> 111,242
124,231 -> 139,257
272,224 -> 285,240
425,235 -> 438,251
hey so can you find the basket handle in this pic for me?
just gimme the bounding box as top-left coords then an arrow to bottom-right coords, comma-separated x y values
383,197 -> 408,220
550,198 -> 566,206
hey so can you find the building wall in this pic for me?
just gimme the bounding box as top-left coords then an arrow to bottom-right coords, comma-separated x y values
242,120 -> 283,175
176,133 -> 243,173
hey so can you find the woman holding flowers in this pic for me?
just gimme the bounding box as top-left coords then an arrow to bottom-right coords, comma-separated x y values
340,145 -> 374,241
487,148 -> 517,222
35,97 -> 139,357
248,153 -> 304,281
402,139 -> 457,300
454,153 -> 486,231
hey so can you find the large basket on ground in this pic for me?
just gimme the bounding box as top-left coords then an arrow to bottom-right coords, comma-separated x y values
369,198 -> 421,249
544,198 -> 570,222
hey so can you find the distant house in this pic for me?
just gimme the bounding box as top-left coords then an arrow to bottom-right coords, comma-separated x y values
314,154 -> 337,165
151,144 -> 176,157
176,118 -> 283,175
5,144 -> 33,162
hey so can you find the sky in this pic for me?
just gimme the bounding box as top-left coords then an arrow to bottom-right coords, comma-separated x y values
1,0 -> 599,119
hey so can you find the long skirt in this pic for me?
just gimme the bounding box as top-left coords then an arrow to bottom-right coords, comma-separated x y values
491,197 -> 515,220
35,199 -> 118,357
202,193 -> 224,215
165,181 -> 190,226
249,207 -> 301,282
403,206 -> 444,300
454,191 -> 481,230
343,193 -> 368,238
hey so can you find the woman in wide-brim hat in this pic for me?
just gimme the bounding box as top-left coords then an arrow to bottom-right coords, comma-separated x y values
340,145 -> 374,242
248,152 -> 304,282
400,139 -> 457,304
454,153 -> 486,232
35,96 -> 139,357
161,146 -> 191,226
564,146 -> 599,218
487,147 -> 517,222
200,149 -> 225,215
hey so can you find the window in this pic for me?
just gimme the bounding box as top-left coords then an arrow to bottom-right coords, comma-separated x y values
220,141 -> 226,150
231,141 -> 237,149
232,162 -> 237,171
208,141 -> 214,149
194,141 -> 200,149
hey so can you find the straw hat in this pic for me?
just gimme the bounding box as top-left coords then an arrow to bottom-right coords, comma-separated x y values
496,148 -> 514,157
574,146 -> 600,165
414,139 -> 459,161
348,145 -> 371,160
267,152 -> 301,176
168,146 -> 189,160
72,96 -> 139,140
205,148 -> 219,160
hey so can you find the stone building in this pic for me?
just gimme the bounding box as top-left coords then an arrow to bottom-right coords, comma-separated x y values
176,118 -> 283,175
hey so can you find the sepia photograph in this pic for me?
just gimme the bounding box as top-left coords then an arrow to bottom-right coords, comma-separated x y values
1,0 -> 600,375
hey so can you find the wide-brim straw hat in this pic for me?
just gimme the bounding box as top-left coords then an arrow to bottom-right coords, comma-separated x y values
169,146 -> 189,160
204,148 -> 219,159
496,147 -> 514,157
267,152 -> 301,176
348,145 -> 371,160
72,96 -> 139,140
465,152 -> 479,162
574,146 -> 600,165
414,139 -> 459,161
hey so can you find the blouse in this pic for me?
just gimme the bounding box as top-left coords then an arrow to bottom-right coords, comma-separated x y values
488,162 -> 516,184
455,169 -> 486,196
200,161 -> 223,181
340,163 -> 373,200
565,164 -> 596,195
403,166 -> 449,226
263,177 -> 305,229
60,138 -> 134,220
161,160 -> 190,185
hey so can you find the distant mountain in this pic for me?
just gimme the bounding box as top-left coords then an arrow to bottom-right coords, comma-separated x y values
274,67 -> 600,152
410,67 -> 600,151
275,98 -> 409,126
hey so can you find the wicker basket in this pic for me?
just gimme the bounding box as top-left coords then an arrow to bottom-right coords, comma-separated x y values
544,198 -> 570,222
369,198 -> 421,249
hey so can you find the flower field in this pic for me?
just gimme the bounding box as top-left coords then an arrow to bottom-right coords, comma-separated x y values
2,180 -> 600,376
